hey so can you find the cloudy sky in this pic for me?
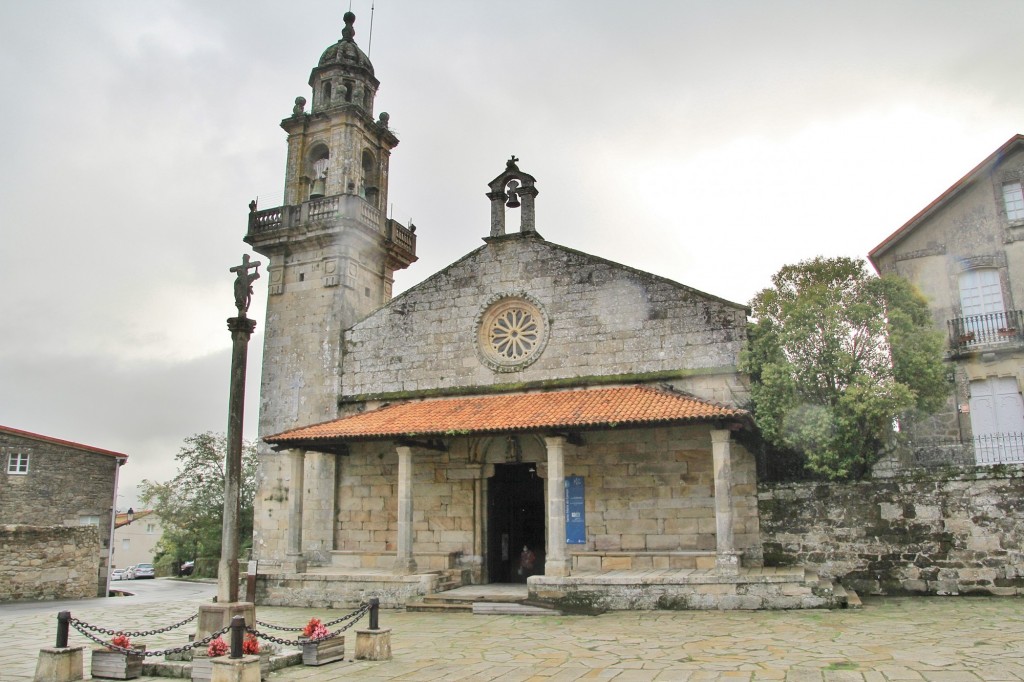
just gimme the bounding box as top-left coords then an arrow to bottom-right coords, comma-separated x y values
3,0 -> 1024,508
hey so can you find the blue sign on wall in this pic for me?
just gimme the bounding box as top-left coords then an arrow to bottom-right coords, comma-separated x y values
565,475 -> 586,544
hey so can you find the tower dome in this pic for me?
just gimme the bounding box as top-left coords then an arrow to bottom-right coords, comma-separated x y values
308,12 -> 379,114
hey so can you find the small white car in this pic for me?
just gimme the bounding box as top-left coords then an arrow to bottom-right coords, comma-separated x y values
110,569 -> 126,581
124,565 -> 137,579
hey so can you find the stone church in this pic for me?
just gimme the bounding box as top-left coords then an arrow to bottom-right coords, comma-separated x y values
245,12 -> 842,610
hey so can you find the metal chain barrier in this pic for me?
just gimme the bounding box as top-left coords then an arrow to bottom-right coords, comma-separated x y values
247,602 -> 370,648
69,617 -> 230,658
255,601 -> 368,632
71,612 -> 198,638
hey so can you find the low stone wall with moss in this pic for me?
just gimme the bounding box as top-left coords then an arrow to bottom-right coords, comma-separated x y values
0,525 -> 101,601
758,466 -> 1024,596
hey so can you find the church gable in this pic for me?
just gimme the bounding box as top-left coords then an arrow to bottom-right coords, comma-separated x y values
341,233 -> 748,400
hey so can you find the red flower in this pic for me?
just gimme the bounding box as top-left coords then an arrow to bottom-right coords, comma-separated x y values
242,633 -> 260,655
207,636 -> 228,657
302,617 -> 322,638
110,633 -> 132,650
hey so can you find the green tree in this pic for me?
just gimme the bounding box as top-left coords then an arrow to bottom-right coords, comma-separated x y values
742,257 -> 947,479
139,432 -> 258,568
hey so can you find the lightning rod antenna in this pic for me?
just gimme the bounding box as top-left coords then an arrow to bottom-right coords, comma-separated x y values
368,0 -> 375,56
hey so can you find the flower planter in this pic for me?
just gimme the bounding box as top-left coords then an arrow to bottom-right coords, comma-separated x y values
91,645 -> 145,680
302,634 -> 345,666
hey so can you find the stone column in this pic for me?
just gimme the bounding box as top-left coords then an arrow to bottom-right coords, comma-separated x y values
283,448 -> 306,573
301,451 -> 336,563
544,436 -> 570,577
218,314 -> 257,604
711,429 -> 740,574
393,446 -> 417,574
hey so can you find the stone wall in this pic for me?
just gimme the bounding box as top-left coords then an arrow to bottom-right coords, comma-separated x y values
342,234 -> 748,403
759,466 -> 1024,596
0,525 -> 101,601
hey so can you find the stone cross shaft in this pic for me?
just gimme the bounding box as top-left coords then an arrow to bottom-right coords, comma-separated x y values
219,257 -> 259,605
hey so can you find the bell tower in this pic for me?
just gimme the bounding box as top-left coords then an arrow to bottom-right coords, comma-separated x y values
245,10 -> 417,442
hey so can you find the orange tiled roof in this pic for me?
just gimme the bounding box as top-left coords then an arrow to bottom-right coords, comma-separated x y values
115,509 -> 154,529
267,385 -> 747,445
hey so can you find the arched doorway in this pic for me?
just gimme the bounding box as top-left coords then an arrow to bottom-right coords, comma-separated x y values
487,463 -> 545,583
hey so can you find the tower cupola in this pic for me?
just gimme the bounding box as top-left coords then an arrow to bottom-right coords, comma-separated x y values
309,12 -> 379,115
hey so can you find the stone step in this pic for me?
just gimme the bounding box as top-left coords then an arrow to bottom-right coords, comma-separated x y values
422,592 -> 524,604
472,601 -> 563,616
832,583 -> 863,609
406,600 -> 472,613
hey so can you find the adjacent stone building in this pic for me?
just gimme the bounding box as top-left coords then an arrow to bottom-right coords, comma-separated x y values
245,13 -> 844,610
870,134 -> 1024,466
111,509 -> 163,572
0,425 -> 127,599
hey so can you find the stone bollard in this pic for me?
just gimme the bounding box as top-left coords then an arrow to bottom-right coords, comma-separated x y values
33,647 -> 84,682
355,628 -> 392,660
210,655 -> 261,682
355,598 -> 391,661
34,611 -> 84,681
207,615 -> 260,682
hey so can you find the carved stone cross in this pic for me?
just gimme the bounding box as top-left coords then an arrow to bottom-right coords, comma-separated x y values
230,254 -> 262,315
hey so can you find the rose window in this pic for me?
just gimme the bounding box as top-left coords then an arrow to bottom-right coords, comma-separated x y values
476,296 -> 549,372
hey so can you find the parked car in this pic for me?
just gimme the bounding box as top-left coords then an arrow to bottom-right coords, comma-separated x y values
124,565 -> 137,579
179,560 -> 195,577
110,568 -> 126,581
134,563 -> 155,579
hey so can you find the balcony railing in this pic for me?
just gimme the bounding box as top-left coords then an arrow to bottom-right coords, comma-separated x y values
247,194 -> 385,237
386,218 -> 416,257
947,309 -> 1024,353
907,433 -> 1024,467
973,432 -> 1024,465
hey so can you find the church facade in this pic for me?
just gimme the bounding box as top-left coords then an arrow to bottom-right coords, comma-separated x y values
245,13 -> 843,610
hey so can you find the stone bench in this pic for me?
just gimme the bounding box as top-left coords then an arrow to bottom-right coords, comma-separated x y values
330,551 -> 459,572
570,550 -> 719,571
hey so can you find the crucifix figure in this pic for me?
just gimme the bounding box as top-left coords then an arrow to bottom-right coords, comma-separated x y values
230,254 -> 262,315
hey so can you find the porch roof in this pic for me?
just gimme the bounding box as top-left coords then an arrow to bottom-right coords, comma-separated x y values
265,385 -> 749,449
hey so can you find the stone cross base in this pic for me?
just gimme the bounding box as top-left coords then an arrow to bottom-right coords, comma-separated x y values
211,655 -> 261,682
196,602 -> 256,643
33,647 -> 83,682
355,628 -> 392,660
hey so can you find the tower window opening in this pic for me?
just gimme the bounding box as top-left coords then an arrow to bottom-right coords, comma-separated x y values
344,81 -> 353,102
322,82 -> 332,105
363,89 -> 371,110
309,146 -> 330,199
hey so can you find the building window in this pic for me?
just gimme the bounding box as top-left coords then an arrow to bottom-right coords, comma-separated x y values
79,515 -> 101,526
1003,182 -> 1024,221
969,376 -> 1024,464
146,524 -> 156,534
7,452 -> 29,474
122,538 -> 131,551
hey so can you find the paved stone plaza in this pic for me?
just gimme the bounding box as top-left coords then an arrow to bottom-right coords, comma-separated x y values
3,590 -> 1024,681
